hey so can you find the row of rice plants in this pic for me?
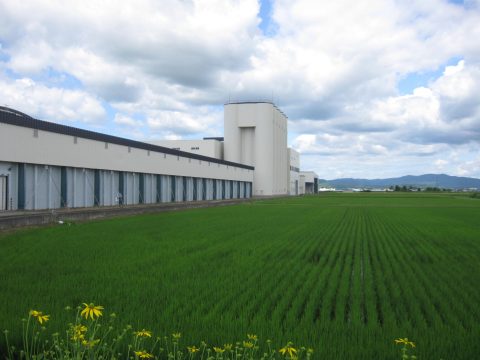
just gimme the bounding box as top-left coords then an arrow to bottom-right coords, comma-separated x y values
393,213 -> 479,322
262,223 -> 333,326
369,206 -> 479,358
376,213 -> 432,329
294,217 -> 345,325
388,209 -> 477,327
344,208 -> 365,326
387,218 -> 465,329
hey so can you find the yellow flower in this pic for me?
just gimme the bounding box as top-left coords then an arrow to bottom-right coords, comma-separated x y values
394,338 -> 415,348
29,310 -> 50,324
172,332 -> 181,340
223,344 -> 233,351
81,339 -> 100,348
134,350 -> 154,359
134,329 -> 152,338
247,334 -> 258,341
74,324 -> 87,333
187,346 -> 200,353
279,343 -> 297,358
71,324 -> 88,341
72,333 -> 85,341
213,347 -> 225,353
243,341 -> 254,349
81,303 -> 104,320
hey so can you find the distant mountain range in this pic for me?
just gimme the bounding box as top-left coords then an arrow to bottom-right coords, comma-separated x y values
320,174 -> 480,190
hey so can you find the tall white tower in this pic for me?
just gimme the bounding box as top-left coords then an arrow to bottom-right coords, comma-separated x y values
224,102 -> 288,196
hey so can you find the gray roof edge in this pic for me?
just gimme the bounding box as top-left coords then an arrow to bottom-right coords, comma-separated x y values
224,101 -> 288,118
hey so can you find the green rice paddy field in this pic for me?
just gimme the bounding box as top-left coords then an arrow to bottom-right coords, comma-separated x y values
1,193 -> 480,359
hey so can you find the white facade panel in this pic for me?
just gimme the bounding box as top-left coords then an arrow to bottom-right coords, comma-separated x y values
0,176 -> 6,211
186,177 -> 194,201
22,164 -> 62,210
206,179 -> 214,200
100,170 -> 117,206
160,175 -> 170,203
175,176 -> 183,202
143,173 -> 155,204
288,148 -> 300,196
124,172 -> 135,205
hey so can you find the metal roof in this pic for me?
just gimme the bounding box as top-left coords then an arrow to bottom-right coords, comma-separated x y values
0,106 -> 254,170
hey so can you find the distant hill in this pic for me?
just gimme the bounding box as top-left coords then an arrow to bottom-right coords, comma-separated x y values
323,174 -> 480,190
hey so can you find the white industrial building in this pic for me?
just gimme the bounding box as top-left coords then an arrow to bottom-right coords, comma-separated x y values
0,102 -> 319,212
299,171 -> 319,194
0,107 -> 253,211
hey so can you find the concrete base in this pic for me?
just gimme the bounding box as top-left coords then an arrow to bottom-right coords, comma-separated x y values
0,198 -> 253,231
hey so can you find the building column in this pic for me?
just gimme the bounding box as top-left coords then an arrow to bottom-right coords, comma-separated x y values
156,175 -> 162,203
170,175 -> 176,202
94,169 -> 100,206
60,166 -> 67,208
16,163 -> 24,210
139,173 -> 145,204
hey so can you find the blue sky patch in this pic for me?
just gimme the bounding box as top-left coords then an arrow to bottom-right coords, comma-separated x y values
258,0 -> 277,36
397,56 -> 463,95
0,48 -> 10,62
40,68 -> 83,89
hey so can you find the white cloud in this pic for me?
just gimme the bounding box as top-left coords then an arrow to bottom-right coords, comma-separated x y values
0,0 -> 480,178
0,76 -> 106,124
145,106 -> 223,139
456,158 -> 480,177
113,114 -> 143,127
435,159 -> 448,170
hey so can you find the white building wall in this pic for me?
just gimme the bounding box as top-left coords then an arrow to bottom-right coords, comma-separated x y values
288,148 -> 300,195
299,175 -> 306,195
152,139 -> 223,159
0,122 -> 253,183
224,102 -> 288,196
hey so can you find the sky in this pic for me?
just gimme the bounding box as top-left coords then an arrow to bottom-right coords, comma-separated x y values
1,0 -> 479,180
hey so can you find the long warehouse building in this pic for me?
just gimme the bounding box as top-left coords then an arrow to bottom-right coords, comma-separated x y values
0,106 -> 254,211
